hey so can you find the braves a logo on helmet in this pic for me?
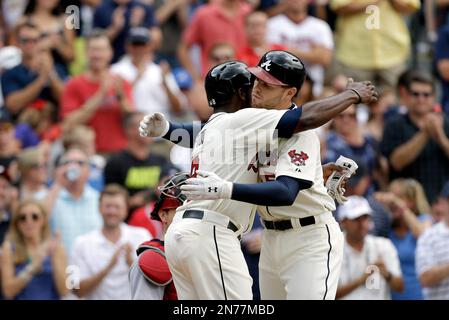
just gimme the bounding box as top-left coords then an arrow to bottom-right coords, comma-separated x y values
260,60 -> 272,71
288,149 -> 308,167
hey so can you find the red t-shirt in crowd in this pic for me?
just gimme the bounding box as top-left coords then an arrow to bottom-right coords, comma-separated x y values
236,44 -> 287,67
183,3 -> 251,77
128,203 -> 164,239
61,74 -> 134,153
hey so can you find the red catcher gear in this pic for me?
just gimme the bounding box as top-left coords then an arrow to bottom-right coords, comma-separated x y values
150,172 -> 189,221
137,240 -> 177,300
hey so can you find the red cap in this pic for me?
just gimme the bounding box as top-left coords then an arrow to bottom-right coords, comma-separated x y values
247,66 -> 289,87
159,197 -> 180,211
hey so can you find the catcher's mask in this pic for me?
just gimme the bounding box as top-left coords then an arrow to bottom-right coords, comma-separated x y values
150,172 -> 190,221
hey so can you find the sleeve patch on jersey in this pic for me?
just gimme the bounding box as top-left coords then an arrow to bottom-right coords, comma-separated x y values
288,149 -> 308,167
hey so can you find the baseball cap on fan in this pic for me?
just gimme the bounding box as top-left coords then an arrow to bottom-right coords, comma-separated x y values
337,196 -> 373,221
127,27 -> 150,45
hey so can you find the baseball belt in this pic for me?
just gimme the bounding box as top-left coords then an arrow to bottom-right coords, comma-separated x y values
263,216 -> 316,231
182,210 -> 240,236
262,212 -> 334,231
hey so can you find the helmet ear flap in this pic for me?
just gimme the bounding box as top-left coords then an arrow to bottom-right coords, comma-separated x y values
205,61 -> 251,109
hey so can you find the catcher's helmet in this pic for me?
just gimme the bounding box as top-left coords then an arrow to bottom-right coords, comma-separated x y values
205,61 -> 252,108
248,50 -> 306,91
150,172 -> 189,221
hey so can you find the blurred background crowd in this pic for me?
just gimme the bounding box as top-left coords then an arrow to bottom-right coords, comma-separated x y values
0,0 -> 449,300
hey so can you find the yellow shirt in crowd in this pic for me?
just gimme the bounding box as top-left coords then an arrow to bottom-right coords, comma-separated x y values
331,0 -> 420,69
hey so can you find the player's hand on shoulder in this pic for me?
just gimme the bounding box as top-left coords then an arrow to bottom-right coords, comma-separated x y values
139,112 -> 170,138
181,170 -> 233,200
346,78 -> 378,105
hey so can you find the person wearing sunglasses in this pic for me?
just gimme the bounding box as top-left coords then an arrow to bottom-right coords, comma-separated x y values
380,71 -> 449,204
1,21 -> 65,120
45,147 -> 102,253
0,200 -> 68,300
19,0 -> 76,78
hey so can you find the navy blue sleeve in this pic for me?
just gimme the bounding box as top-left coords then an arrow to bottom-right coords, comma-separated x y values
380,117 -> 404,159
1,69 -> 21,98
93,4 -> 109,28
231,175 -> 312,206
436,26 -> 449,61
143,4 -> 157,27
275,107 -> 302,138
162,121 -> 204,148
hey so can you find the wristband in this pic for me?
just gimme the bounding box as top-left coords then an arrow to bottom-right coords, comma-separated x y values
349,89 -> 362,104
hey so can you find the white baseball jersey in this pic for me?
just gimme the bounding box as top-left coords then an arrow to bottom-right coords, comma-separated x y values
177,108 -> 287,232
257,129 -> 336,220
267,15 -> 333,96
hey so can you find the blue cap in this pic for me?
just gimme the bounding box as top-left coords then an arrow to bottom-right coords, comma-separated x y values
172,67 -> 193,90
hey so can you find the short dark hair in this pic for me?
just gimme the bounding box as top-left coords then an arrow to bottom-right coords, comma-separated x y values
408,72 -> 435,92
25,0 -> 62,16
123,111 -> 144,129
100,184 -> 129,207
86,28 -> 110,46
399,69 -> 435,92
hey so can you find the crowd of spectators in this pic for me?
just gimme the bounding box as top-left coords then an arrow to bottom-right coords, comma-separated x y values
0,0 -> 448,300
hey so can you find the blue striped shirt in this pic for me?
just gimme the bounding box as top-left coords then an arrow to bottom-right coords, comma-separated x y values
416,222 -> 449,300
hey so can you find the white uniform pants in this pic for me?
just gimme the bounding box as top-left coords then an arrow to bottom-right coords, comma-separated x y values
259,214 -> 343,300
165,212 -> 253,300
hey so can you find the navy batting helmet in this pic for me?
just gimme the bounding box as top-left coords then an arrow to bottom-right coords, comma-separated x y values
248,50 -> 306,91
150,172 -> 189,221
205,61 -> 252,108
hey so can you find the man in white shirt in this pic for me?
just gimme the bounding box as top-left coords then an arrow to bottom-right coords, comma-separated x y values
266,0 -> 333,97
71,184 -> 151,300
337,196 -> 404,300
416,182 -> 449,299
110,27 -> 186,119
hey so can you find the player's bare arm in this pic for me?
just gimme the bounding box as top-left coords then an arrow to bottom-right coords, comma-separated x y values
139,80 -> 378,145
295,79 -> 378,132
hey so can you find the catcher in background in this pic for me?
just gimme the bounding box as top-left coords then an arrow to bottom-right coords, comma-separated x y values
128,173 -> 189,300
